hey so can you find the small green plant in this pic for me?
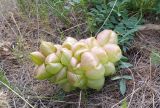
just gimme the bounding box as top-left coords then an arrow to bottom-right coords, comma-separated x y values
87,0 -> 143,52
0,68 -> 9,88
150,51 -> 160,65
17,0 -> 49,20
111,56 -> 133,95
126,0 -> 157,13
112,75 -> 132,95
0,68 -> 34,108
121,98 -> 128,108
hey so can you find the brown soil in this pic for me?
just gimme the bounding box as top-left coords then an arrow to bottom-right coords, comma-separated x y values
1,9 -> 160,108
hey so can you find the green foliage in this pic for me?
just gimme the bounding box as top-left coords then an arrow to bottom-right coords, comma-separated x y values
117,56 -> 133,69
150,51 -> 160,65
0,68 -> 9,87
17,0 -> 88,25
17,0 -> 49,20
125,0 -> 157,13
119,79 -> 126,96
112,75 -> 132,95
87,0 -> 143,52
121,98 -> 128,108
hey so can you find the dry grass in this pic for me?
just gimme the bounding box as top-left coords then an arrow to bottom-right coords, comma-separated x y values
0,1 -> 160,108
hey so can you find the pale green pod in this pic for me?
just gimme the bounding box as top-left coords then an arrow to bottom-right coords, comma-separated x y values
48,75 -> 56,83
77,78 -> 87,89
104,62 -> 116,76
96,29 -> 111,46
80,52 -> 99,71
91,46 -> 108,64
30,51 -> 45,65
67,72 -> 84,87
34,64 -> 53,80
46,63 -> 63,75
74,64 -> 84,75
45,53 -> 60,64
85,37 -> 99,48
103,44 -> 122,63
62,37 -> 77,50
60,48 -> 73,66
85,64 -> 105,80
62,82 -> 75,92
96,29 -> 117,46
40,41 -> 56,56
74,48 -> 88,61
79,39 -> 86,43
55,78 -> 68,84
108,31 -> 118,44
72,41 -> 88,53
87,77 -> 105,90
54,44 -> 62,59
55,67 -> 67,81
70,57 -> 78,69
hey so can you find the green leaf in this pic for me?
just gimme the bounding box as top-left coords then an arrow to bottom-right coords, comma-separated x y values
121,98 -> 128,108
111,76 -> 122,81
119,79 -> 126,95
111,75 -> 132,81
119,61 -> 133,69
120,56 -> 129,62
150,51 -> 160,65
0,68 -> 9,86
121,75 -> 132,80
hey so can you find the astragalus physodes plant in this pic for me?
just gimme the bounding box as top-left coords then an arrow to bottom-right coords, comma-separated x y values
30,29 -> 122,92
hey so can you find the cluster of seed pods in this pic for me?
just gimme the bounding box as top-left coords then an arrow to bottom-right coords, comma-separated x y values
30,29 -> 122,92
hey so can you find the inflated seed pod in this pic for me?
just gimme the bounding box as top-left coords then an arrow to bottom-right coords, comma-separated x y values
96,29 -> 117,46
70,57 -> 78,67
55,78 -> 68,84
55,67 -> 67,82
67,72 -> 84,87
85,64 -> 105,80
91,46 -> 108,64
85,37 -> 99,48
45,53 -> 60,64
74,48 -> 88,61
62,82 -> 75,92
72,41 -> 88,53
70,57 -> 78,69
46,63 -> 63,74
34,64 -> 53,80
62,37 -> 77,50
30,51 -> 45,65
104,62 -> 116,76
80,52 -> 99,71
87,77 -> 105,90
40,41 -> 56,56
74,63 -> 84,75
108,31 -> 117,44
103,44 -> 122,63
54,44 -> 62,59
61,48 -> 72,66
67,72 -> 86,88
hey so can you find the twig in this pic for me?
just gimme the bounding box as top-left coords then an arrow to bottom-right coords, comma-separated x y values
78,90 -> 82,108
138,24 -> 160,31
64,23 -> 86,32
0,81 -> 34,108
111,81 -> 146,108
152,92 -> 155,108
9,12 -> 23,39
96,0 -> 118,36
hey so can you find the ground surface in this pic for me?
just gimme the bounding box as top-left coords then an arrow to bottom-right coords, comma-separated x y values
0,1 -> 160,108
